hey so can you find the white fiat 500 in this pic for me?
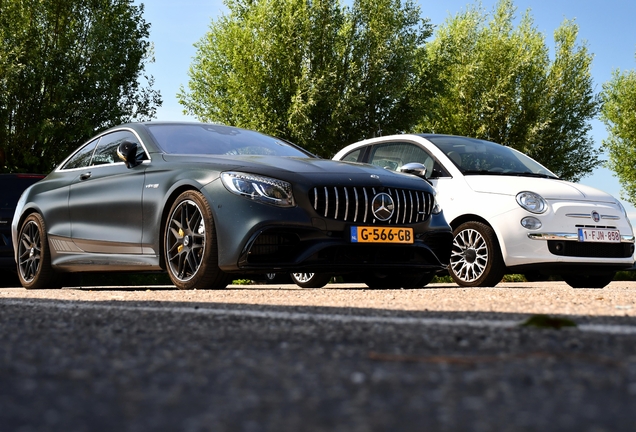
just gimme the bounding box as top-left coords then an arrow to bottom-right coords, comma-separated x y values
333,134 -> 635,288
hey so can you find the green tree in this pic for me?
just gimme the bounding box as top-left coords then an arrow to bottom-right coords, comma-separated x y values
178,0 -> 431,157
600,57 -> 636,205
0,0 -> 161,173
417,0 -> 599,181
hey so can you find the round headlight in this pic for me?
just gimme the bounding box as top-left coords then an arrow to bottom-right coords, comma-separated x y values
516,191 -> 547,214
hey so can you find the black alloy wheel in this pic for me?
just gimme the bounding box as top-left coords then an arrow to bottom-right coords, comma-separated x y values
17,213 -> 58,289
165,190 -> 231,290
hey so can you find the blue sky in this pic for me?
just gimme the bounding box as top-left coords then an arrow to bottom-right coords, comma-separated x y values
136,0 -> 636,223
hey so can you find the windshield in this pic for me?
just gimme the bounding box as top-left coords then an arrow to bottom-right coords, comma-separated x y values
425,135 -> 558,179
147,123 -> 314,157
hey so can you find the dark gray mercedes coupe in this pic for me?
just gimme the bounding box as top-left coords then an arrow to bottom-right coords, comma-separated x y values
12,122 -> 452,289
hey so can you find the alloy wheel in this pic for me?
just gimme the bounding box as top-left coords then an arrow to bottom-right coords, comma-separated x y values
166,199 -> 206,281
450,228 -> 488,283
18,220 -> 42,282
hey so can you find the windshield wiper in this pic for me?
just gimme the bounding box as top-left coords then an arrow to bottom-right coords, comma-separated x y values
461,169 -> 558,179
461,170 -> 505,175
514,172 -> 558,179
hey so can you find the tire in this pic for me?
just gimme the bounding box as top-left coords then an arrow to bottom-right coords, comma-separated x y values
449,221 -> 505,287
416,272 -> 436,287
363,272 -> 425,289
17,213 -> 59,289
291,273 -> 331,288
164,190 -> 232,290
524,272 -> 549,282
564,273 -> 614,289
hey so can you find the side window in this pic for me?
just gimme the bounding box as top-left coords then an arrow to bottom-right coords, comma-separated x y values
369,142 -> 431,172
369,142 -> 449,178
61,139 -> 99,170
341,148 -> 363,163
91,131 -> 144,166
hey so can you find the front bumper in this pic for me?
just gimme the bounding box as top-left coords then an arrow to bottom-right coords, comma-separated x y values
233,226 -> 453,274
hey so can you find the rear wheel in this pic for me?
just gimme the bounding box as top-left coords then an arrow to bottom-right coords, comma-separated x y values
416,272 -> 436,287
291,273 -> 331,288
17,213 -> 59,289
165,191 -> 232,290
449,221 -> 505,287
564,273 -> 614,289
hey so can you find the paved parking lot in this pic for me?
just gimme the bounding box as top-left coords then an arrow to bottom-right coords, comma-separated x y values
2,281 -> 635,431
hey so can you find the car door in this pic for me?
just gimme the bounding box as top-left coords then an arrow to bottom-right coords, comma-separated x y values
68,130 -> 146,254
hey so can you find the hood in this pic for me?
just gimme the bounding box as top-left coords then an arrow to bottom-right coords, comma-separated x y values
464,176 -> 617,203
162,154 -> 431,189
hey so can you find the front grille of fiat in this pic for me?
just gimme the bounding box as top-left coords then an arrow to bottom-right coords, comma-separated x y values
309,186 -> 433,224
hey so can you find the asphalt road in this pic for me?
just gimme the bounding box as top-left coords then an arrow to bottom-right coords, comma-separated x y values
2,281 -> 636,432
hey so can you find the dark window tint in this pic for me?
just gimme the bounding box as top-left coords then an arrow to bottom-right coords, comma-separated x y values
62,139 -> 99,170
425,135 -> 557,177
147,124 -> 311,157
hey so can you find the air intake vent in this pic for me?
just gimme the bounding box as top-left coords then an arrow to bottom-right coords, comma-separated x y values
309,186 -> 432,224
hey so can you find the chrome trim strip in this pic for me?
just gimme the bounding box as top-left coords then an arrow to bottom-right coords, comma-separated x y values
565,213 -> 592,218
353,187 -> 359,222
566,213 -> 621,220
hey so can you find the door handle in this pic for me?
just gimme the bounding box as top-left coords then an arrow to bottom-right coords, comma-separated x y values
79,172 -> 92,180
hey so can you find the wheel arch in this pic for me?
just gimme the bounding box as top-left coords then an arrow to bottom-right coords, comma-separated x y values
448,213 -> 508,266
13,206 -> 42,263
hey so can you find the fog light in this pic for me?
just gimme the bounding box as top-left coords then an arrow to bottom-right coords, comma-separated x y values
521,216 -> 542,230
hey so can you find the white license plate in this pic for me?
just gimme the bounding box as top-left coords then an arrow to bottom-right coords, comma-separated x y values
577,228 -> 621,243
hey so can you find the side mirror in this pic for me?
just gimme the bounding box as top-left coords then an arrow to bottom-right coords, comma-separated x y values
117,141 -> 141,169
399,162 -> 427,179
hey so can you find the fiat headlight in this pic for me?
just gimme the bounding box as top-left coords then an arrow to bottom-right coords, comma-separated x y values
516,191 -> 547,214
221,171 -> 295,207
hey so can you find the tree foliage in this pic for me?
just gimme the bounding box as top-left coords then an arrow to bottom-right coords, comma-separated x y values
600,58 -> 636,205
416,0 -> 599,182
0,0 -> 161,173
178,0 -> 431,157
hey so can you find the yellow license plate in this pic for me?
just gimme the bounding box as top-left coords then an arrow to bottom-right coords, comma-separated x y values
350,226 -> 414,244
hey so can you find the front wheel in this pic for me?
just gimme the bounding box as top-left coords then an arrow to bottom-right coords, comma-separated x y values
17,213 -> 59,289
564,273 -> 614,289
291,273 -> 331,288
164,191 -> 232,290
449,221 -> 505,287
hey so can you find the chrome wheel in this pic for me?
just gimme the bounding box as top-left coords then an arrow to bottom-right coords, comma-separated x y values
291,272 -> 331,288
166,199 -> 206,282
451,228 -> 488,283
292,273 -> 315,283
449,221 -> 504,287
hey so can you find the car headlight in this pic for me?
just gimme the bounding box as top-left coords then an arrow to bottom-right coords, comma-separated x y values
516,191 -> 547,214
432,195 -> 442,215
221,171 -> 295,207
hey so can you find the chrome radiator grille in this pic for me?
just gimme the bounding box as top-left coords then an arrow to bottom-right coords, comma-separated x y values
309,186 -> 433,224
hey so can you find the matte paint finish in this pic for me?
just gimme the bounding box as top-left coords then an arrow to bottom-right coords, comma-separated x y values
12,122 -> 453,277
